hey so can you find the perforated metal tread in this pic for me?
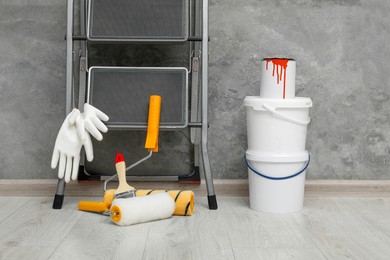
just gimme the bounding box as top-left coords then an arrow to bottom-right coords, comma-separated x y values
88,66 -> 188,129
87,0 -> 189,42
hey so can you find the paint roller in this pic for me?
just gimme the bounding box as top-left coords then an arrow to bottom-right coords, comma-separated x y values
78,188 -> 195,217
101,94 -> 162,194
104,189 -> 195,216
79,95 -> 194,216
78,96 -> 181,225
80,151 -> 194,216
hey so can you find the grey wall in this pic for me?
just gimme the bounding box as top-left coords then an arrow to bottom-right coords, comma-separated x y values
0,0 -> 66,179
209,0 -> 390,179
1,0 -> 389,179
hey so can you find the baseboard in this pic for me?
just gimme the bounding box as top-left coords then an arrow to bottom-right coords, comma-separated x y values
0,179 -> 389,197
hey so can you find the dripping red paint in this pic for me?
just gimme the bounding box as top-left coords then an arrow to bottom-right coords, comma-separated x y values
264,59 -> 289,99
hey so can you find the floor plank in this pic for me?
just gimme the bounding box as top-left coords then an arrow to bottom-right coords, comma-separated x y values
302,197 -> 390,260
142,197 -> 235,260
233,247 -> 326,260
0,197 -> 82,248
0,197 -> 31,222
0,246 -> 55,260
343,197 -> 390,237
225,197 -> 317,249
48,197 -> 150,260
0,196 -> 390,259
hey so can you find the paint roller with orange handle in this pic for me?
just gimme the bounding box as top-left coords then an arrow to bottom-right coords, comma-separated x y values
78,95 -> 194,218
79,188 -> 194,216
109,95 -> 161,198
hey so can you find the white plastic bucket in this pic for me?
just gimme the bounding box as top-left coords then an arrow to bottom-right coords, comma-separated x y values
244,97 -> 312,153
260,58 -> 296,99
245,150 -> 310,213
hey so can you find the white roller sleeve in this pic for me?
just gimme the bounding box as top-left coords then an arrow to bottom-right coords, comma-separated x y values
110,193 -> 176,226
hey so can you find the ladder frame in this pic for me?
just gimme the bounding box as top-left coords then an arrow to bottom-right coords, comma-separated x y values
53,0 -> 217,210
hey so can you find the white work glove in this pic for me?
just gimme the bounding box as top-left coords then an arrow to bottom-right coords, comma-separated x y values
51,109 -> 94,183
73,103 -> 109,142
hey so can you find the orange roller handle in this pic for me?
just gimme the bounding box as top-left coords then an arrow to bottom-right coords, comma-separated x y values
145,95 -> 161,152
78,201 -> 109,213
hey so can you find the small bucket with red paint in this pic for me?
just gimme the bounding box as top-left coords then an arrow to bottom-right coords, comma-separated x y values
260,58 -> 296,99
243,97 -> 312,153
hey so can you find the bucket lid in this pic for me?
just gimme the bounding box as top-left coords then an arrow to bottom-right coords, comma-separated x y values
243,96 -> 312,111
246,150 -> 309,162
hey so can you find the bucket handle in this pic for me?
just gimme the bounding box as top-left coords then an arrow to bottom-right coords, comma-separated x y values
244,153 -> 311,180
262,103 -> 310,126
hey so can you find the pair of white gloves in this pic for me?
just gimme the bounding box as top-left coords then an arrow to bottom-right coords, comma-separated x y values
51,104 -> 109,183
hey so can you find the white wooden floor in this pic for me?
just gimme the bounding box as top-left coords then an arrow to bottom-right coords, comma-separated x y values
0,196 -> 389,260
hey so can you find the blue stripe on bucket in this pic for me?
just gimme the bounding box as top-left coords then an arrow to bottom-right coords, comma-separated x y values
244,153 -> 310,180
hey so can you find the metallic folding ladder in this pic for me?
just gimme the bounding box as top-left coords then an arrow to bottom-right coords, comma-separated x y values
53,0 -> 217,210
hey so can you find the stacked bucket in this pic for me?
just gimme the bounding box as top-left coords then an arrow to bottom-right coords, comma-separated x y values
244,58 -> 312,213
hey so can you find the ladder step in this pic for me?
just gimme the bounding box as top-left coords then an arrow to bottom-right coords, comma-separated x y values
88,0 -> 189,42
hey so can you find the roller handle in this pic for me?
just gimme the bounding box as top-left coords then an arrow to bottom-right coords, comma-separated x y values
145,95 -> 161,152
115,153 -> 135,194
78,201 -> 109,213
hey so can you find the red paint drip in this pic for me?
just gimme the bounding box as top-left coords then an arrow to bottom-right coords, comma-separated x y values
115,153 -> 125,164
265,58 -> 289,99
